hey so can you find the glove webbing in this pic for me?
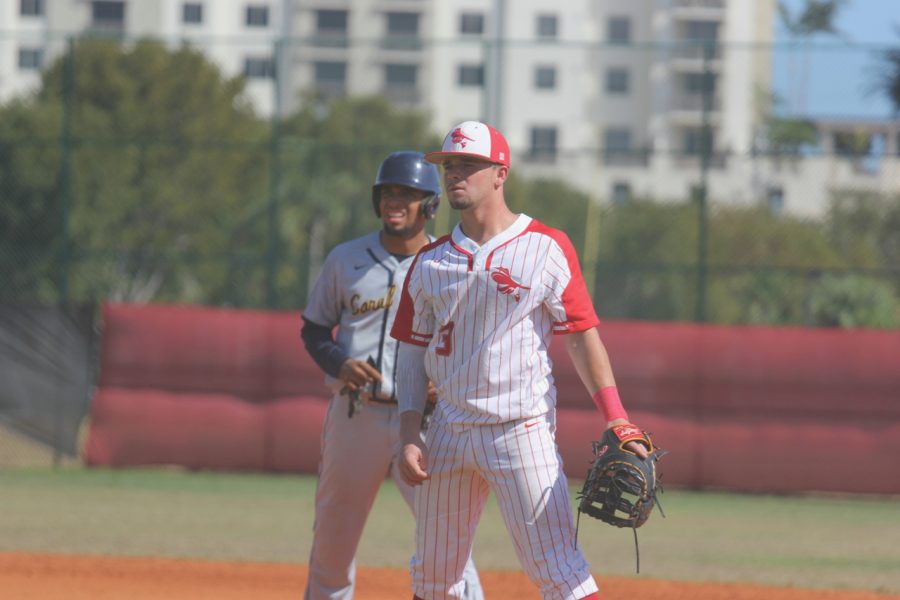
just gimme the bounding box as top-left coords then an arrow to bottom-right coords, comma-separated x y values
574,463 -> 666,575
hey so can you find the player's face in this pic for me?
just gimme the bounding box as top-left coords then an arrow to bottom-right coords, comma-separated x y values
440,157 -> 499,210
378,184 -> 429,238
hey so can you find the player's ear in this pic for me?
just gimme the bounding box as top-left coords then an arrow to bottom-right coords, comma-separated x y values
493,165 -> 509,188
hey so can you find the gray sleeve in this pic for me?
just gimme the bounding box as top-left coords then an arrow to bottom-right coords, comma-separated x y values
397,342 -> 428,414
303,249 -> 342,328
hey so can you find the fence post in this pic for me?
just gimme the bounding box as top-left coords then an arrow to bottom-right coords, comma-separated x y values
265,38 -> 285,309
58,36 -> 76,308
695,40 -> 715,323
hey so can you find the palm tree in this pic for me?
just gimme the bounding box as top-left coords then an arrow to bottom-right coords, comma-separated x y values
778,0 -> 850,113
872,27 -> 900,117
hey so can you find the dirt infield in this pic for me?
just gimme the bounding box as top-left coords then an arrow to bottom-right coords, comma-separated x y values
2,553 -> 899,600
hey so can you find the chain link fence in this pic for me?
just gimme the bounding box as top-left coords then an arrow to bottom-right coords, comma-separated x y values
1,32 -> 899,465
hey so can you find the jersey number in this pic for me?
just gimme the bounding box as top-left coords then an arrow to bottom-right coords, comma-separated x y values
435,321 -> 454,356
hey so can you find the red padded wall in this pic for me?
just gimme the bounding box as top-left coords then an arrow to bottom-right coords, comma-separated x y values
85,303 -> 900,494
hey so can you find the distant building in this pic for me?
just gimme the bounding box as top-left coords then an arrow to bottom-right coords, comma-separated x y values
1,0 -> 896,216
0,0 -> 287,114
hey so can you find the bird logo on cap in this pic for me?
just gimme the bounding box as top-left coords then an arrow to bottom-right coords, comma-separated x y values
451,127 -> 476,148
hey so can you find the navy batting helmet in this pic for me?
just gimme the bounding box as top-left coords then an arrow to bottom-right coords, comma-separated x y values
372,151 -> 442,220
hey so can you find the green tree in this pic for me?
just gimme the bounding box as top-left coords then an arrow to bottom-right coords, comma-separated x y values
767,117 -> 819,155
778,0 -> 848,37
504,176 -> 591,254
809,274 -> 898,328
705,206 -> 842,324
0,38 -> 269,304
778,0 -> 849,112
591,200 -> 699,321
871,26 -> 900,116
826,190 -> 900,271
277,95 -> 440,306
0,100 -> 66,303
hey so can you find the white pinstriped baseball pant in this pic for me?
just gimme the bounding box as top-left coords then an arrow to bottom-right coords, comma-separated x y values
412,411 -> 599,600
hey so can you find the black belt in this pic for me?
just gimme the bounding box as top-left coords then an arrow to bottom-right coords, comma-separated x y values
362,393 -> 397,405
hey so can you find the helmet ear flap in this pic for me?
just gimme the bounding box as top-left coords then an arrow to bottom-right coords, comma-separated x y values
422,193 -> 440,220
372,186 -> 381,217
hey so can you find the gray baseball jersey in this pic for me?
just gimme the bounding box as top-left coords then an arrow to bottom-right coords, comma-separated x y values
304,230 -> 430,398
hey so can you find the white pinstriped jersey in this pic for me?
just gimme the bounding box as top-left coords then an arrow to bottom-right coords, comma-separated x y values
391,214 -> 599,424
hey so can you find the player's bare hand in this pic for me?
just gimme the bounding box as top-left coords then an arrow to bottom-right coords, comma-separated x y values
606,418 -> 650,460
398,441 -> 430,486
426,381 -> 438,406
338,358 -> 382,392
624,440 -> 649,459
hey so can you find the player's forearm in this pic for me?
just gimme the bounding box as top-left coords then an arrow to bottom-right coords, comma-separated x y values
300,318 -> 348,378
399,410 -> 424,445
564,327 -> 616,394
565,328 -> 630,426
397,342 -> 429,413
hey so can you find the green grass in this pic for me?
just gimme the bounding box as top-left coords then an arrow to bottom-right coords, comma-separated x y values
1,468 -> 898,593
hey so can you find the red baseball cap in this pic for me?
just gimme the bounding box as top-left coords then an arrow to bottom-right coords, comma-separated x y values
425,121 -> 511,167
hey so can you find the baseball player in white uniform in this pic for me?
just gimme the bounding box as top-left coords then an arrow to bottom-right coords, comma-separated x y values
391,123 -> 650,600
300,151 -> 483,600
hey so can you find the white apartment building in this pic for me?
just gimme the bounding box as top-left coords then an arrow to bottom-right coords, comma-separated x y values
2,0 -> 894,217
0,0 -> 286,114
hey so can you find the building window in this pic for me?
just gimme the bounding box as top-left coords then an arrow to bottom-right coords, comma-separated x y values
183,3 -> 203,24
316,9 -> 347,33
244,57 -> 275,79
534,65 -> 556,90
460,12 -> 484,36
684,72 -> 714,93
766,186 -> 784,214
684,127 -> 713,155
608,16 -> 631,44
611,182 -> 632,205
536,14 -> 558,40
530,126 -> 558,161
315,61 -> 346,83
92,1 -> 125,25
385,63 -> 417,86
458,64 -> 484,87
20,0 -> 44,16
314,61 -> 346,97
384,12 -> 420,49
387,12 -> 419,35
685,20 -> 719,42
18,47 -> 43,70
384,64 -> 419,103
245,5 -> 269,27
605,128 -> 632,153
606,67 -> 629,94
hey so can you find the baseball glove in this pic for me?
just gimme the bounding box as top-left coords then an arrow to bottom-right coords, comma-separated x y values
578,423 -> 665,527
576,423 -> 666,572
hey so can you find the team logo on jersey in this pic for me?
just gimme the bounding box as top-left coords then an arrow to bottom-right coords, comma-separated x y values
350,285 -> 396,316
451,127 -> 476,148
491,267 -> 530,302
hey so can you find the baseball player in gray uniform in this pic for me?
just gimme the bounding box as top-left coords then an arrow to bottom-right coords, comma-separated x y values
300,151 -> 483,600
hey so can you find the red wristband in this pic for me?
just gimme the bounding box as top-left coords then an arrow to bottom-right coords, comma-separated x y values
591,386 -> 629,423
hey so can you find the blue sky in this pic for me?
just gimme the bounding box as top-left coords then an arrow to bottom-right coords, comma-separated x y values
772,0 -> 900,118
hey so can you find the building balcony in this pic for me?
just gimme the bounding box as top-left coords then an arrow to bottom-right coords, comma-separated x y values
602,149 -> 651,167
379,35 -> 423,52
672,0 -> 725,20
308,32 -> 349,48
670,42 -> 722,63
313,81 -> 347,101
672,93 -> 721,113
381,85 -> 420,105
